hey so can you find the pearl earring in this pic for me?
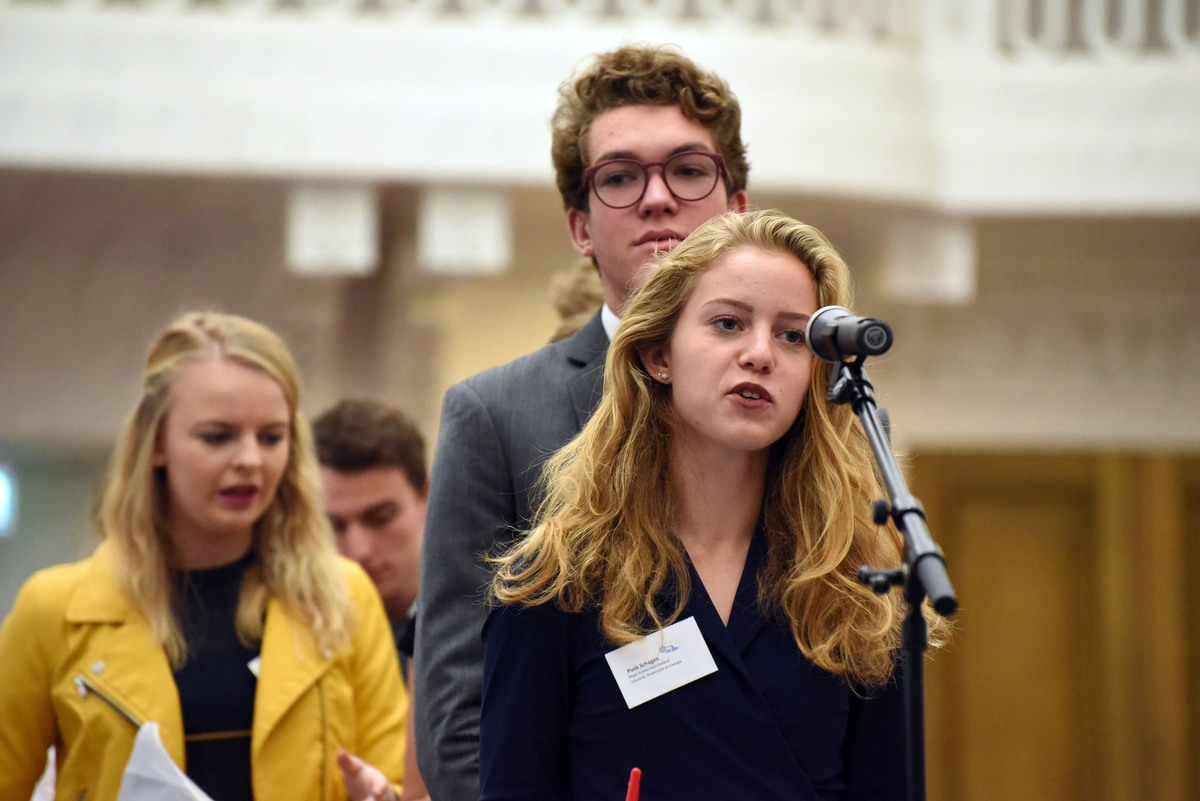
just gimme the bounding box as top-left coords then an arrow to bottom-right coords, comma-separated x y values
657,372 -> 669,380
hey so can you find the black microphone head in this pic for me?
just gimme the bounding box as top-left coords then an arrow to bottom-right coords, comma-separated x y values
805,306 -> 850,362
805,305 -> 893,363
858,318 -> 893,355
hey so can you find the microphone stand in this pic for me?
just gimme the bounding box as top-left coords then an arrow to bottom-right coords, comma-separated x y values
823,357 -> 957,801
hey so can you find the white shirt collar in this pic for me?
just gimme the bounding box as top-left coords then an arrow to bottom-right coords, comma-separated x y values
601,304 -> 620,342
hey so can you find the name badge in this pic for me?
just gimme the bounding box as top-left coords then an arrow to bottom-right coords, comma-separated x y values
604,616 -> 717,709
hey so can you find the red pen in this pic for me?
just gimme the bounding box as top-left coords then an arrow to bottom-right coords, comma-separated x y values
625,767 -> 641,801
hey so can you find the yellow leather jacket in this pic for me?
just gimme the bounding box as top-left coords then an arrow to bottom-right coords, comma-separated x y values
0,542 -> 407,801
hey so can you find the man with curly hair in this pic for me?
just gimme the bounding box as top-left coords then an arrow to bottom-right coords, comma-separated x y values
414,44 -> 750,801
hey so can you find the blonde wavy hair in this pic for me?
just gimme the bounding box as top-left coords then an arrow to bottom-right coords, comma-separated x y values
494,210 -> 948,687
96,310 -> 354,667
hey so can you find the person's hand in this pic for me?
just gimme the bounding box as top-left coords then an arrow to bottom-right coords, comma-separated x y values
337,749 -> 398,801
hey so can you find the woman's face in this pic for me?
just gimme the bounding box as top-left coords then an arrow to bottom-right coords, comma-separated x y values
153,356 -> 290,568
647,245 -> 819,460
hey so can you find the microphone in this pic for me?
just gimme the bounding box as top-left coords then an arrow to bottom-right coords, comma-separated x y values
805,306 -> 894,363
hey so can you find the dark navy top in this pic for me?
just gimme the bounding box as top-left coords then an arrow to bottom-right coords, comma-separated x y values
479,532 -> 906,801
394,609 -> 416,683
173,552 -> 259,801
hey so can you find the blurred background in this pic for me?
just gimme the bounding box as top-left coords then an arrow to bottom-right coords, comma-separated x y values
1,1 -> 1197,798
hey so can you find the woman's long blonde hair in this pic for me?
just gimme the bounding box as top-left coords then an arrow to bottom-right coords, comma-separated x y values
96,311 -> 354,667
494,209 -> 948,687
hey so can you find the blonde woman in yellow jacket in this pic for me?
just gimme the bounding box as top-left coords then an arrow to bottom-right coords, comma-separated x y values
0,312 -> 407,801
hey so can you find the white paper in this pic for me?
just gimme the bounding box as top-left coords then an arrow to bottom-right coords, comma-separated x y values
604,616 -> 718,709
115,722 -> 215,801
30,747 -> 55,801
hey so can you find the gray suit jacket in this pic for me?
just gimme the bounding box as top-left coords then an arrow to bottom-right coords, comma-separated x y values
414,312 -> 608,801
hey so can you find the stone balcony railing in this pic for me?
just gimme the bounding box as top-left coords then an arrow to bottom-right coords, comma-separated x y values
0,0 -> 1197,213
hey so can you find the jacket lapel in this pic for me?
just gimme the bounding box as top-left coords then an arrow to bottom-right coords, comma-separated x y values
683,531 -> 768,687
683,533 -> 823,800
64,543 -> 186,765
564,311 -> 609,430
252,596 -> 334,751
65,544 -> 139,624
725,530 -> 769,653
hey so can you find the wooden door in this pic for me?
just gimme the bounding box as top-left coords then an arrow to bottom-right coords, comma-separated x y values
910,452 -> 1199,801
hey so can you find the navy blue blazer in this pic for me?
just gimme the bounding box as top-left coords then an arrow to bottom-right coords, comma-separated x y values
480,532 -> 906,801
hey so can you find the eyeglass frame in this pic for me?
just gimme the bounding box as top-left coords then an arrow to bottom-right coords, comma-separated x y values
582,151 -> 728,210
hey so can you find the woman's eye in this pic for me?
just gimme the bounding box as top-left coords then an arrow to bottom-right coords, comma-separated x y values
714,317 -> 738,331
259,432 -> 285,447
200,432 -> 230,445
781,330 -> 805,345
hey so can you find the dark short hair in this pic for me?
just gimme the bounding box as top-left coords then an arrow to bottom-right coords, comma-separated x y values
551,43 -> 749,211
312,398 -> 427,491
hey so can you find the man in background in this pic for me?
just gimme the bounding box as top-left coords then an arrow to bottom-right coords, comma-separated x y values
415,43 -> 751,801
313,397 -> 430,801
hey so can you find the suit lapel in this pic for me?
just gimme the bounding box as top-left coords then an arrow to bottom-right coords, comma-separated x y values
684,530 -> 768,686
564,311 -> 609,430
683,533 -> 823,800
726,530 -> 769,653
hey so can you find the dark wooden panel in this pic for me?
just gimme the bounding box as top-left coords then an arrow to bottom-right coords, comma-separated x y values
916,454 -> 1099,801
1179,457 -> 1200,800
913,451 -> 1200,801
